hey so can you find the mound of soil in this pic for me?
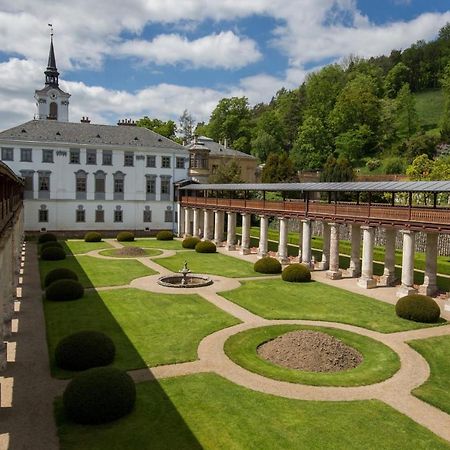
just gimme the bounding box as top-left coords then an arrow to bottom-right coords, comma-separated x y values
113,247 -> 147,257
257,330 -> 363,373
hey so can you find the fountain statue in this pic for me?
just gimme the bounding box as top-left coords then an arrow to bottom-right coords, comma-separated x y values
157,260 -> 213,288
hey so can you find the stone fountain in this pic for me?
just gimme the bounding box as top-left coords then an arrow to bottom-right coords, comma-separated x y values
158,261 -> 213,288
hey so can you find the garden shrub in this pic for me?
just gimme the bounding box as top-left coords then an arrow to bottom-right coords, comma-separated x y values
55,331 -> 115,371
40,241 -> 63,252
44,268 -> 78,288
63,367 -> 136,424
195,240 -> 216,253
117,231 -> 134,242
395,294 -> 441,323
182,236 -> 200,249
254,256 -> 282,274
38,233 -> 57,244
84,232 -> 102,242
156,230 -> 174,240
46,279 -> 84,301
41,246 -> 66,261
282,263 -> 311,282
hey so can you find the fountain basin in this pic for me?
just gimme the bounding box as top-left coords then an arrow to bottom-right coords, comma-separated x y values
157,274 -> 213,288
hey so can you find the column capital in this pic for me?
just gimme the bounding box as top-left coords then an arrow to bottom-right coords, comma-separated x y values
301,218 -> 311,224
360,225 -> 373,231
400,229 -> 415,235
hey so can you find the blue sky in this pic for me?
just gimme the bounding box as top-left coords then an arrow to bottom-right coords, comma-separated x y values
0,0 -> 449,130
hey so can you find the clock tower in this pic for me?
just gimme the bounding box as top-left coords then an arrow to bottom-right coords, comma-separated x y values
34,31 -> 70,121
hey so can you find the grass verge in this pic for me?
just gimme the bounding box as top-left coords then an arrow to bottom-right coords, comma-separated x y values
61,240 -> 113,254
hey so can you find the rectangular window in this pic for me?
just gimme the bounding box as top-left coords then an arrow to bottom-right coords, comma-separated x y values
20,148 -> 32,162
70,148 -> 80,164
102,150 -> 112,166
86,149 -> 97,165
39,174 -> 50,191
161,178 -> 170,195
42,149 -> 54,163
95,177 -> 105,193
143,210 -> 152,222
176,157 -> 185,169
161,156 -> 171,168
76,209 -> 85,223
146,155 -> 156,167
146,178 -> 155,194
1,147 -> 13,161
164,210 -> 173,222
76,177 -> 86,193
23,175 -> 33,192
124,152 -> 134,166
114,179 -> 124,193
38,209 -> 48,222
114,210 -> 123,222
95,209 -> 104,223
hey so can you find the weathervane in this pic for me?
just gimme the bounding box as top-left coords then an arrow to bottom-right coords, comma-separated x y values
48,23 -> 53,37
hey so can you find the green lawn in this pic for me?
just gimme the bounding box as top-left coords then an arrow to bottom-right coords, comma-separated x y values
61,240 -> 113,255
224,325 -> 400,386
99,248 -> 162,258
44,288 -> 239,378
39,255 -> 155,288
415,88 -> 444,133
119,238 -> 184,250
409,335 -> 450,414
221,279 -> 442,333
156,251 -> 267,278
55,373 -> 450,450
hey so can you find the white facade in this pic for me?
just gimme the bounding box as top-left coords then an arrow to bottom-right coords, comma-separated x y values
34,87 -> 70,122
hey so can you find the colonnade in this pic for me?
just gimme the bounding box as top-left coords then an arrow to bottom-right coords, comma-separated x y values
180,206 -> 444,299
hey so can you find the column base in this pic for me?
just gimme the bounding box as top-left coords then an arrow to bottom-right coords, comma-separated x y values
240,248 -> 250,255
396,285 -> 418,298
357,277 -> 377,289
418,284 -> 438,296
317,261 -> 329,271
213,240 -> 224,247
346,267 -> 360,278
257,251 -> 268,259
326,269 -> 342,280
225,244 -> 236,251
278,256 -> 290,265
301,260 -> 314,269
378,273 -> 397,287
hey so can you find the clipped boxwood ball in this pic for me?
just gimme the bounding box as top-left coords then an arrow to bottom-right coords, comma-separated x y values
84,232 -> 102,242
44,268 -> 79,287
38,232 -> 57,244
46,279 -> 84,301
182,236 -> 200,249
40,241 -> 63,252
156,230 -> 174,240
117,231 -> 134,242
63,367 -> 136,424
195,240 -> 216,253
55,331 -> 115,371
282,263 -> 311,282
395,294 -> 441,323
41,246 -> 66,261
254,256 -> 282,274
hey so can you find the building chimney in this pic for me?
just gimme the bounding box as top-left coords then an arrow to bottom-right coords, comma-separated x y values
117,119 -> 137,126
80,116 -> 91,123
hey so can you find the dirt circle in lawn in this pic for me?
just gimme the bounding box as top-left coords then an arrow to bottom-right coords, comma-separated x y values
257,330 -> 363,372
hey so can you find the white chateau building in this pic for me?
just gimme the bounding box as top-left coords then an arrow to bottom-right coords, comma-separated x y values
0,36 -> 189,233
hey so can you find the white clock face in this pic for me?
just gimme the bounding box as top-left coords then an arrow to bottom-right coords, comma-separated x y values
50,92 -> 57,100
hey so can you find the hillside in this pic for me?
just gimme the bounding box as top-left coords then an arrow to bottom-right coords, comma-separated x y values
415,89 -> 445,135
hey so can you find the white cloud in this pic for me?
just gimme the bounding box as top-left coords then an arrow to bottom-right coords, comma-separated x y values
116,31 -> 261,69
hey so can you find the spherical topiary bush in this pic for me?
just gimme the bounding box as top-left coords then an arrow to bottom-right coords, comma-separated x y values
156,230 -> 174,240
40,241 -> 63,252
254,256 -> 282,274
55,331 -> 115,371
182,236 -> 200,249
282,263 -> 311,283
395,294 -> 441,323
38,232 -> 57,244
116,231 -> 134,242
44,268 -> 79,288
63,367 -> 136,424
195,240 -> 216,253
46,279 -> 84,301
84,231 -> 102,242
41,246 -> 66,261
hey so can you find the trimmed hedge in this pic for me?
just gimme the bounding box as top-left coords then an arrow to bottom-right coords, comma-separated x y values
195,240 -> 216,253
117,231 -> 134,242
46,279 -> 84,301
38,233 -> 57,244
55,331 -> 115,371
395,294 -> 441,323
40,241 -> 63,252
44,268 -> 79,288
182,236 -> 201,249
63,367 -> 136,424
156,230 -> 174,241
84,232 -> 102,242
282,263 -> 311,282
41,246 -> 66,261
254,256 -> 282,274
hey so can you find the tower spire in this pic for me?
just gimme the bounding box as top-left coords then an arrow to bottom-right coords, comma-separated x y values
45,24 -> 59,87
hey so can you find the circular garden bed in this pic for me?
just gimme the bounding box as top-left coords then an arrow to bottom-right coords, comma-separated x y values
99,248 -> 162,258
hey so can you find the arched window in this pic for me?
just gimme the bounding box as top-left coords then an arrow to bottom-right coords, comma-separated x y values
94,170 -> 106,200
75,170 -> 87,200
49,102 -> 58,120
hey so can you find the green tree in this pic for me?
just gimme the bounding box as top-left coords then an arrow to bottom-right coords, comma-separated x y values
335,125 -> 373,161
440,62 -> 450,141
251,131 -> 282,163
406,154 -> 433,180
320,154 -> 355,182
208,160 -> 243,184
430,155 -> 450,180
261,152 -> 297,183
136,117 -> 177,139
194,121 -> 209,136
384,62 -> 411,98
395,83 -> 419,139
178,109 -> 195,143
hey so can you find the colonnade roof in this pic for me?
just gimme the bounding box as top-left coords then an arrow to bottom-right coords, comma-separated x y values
180,181 -> 450,193
0,161 -> 23,183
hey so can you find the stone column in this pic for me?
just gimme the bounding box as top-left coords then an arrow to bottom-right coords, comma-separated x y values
297,226 -> 302,262
183,207 -> 192,237
326,223 -> 342,280
203,209 -> 213,241
347,224 -> 361,277
214,210 -> 225,246
318,222 -> 330,270
225,212 -> 237,251
301,219 -> 312,268
177,203 -> 184,237
240,213 -> 251,255
419,232 -> 438,296
397,230 -> 417,297
258,215 -> 269,258
357,226 -> 376,288
193,208 -> 201,238
379,227 -> 397,286
277,217 -> 289,264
